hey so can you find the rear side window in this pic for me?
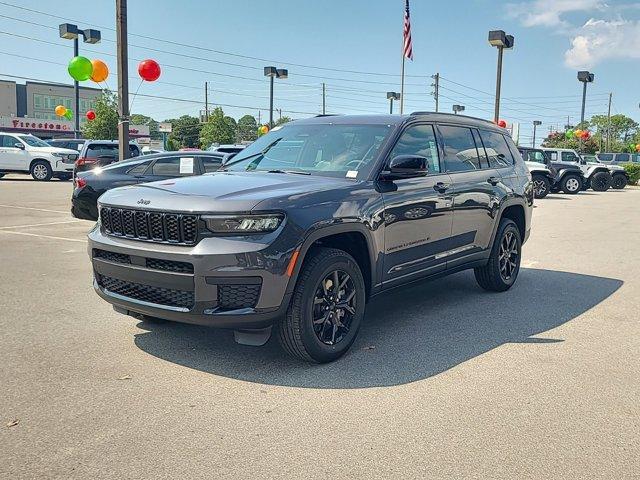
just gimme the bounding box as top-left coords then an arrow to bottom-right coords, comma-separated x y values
478,130 -> 513,168
150,157 -> 197,176
521,150 -> 546,164
390,124 -> 440,174
439,125 -> 483,172
201,155 -> 224,173
598,153 -> 613,162
127,162 -> 150,175
616,153 -> 630,162
548,151 -> 558,161
561,151 -> 579,162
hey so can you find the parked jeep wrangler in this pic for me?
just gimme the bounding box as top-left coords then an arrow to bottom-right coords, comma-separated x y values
582,154 -> 629,189
518,146 -> 584,194
88,113 -> 533,363
540,148 -> 612,192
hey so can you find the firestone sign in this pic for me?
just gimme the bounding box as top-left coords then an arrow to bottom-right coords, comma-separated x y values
0,117 -> 150,137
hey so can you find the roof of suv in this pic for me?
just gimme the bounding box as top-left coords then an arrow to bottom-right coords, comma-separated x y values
292,113 -> 504,132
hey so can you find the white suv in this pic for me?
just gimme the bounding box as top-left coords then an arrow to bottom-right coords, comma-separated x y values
0,132 -> 79,181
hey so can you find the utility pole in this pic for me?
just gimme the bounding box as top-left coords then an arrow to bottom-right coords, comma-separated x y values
431,73 -> 439,112
606,92 -> 612,152
204,81 -> 209,122
116,0 -> 130,160
257,111 -> 261,126
277,108 -> 282,121
322,83 -> 326,115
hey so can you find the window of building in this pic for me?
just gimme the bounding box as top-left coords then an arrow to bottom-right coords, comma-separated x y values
439,125 -> 482,172
389,124 -> 441,174
478,130 -> 514,168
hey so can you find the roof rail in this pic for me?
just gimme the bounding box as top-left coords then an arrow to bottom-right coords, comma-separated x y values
314,114 -> 341,117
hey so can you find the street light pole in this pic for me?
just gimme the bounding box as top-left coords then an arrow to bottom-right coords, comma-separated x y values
532,120 -> 542,147
488,30 -> 514,124
116,0 -> 130,160
387,92 -> 400,114
577,71 -> 594,126
264,66 -> 288,128
452,104 -> 465,115
73,37 -> 79,138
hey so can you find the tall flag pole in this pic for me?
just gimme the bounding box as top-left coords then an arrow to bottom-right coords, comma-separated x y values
400,0 -> 413,114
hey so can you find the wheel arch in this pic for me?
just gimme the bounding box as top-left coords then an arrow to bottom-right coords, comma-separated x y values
29,158 -> 53,171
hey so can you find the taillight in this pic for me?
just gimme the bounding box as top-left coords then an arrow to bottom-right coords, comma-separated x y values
75,177 -> 87,189
75,157 -> 97,166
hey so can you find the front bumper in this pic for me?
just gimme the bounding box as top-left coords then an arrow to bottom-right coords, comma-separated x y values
52,158 -> 75,173
88,225 -> 294,329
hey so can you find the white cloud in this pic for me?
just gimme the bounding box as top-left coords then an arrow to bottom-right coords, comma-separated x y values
564,18 -> 640,67
507,0 -> 604,27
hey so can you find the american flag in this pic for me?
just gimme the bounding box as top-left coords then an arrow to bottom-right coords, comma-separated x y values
403,0 -> 413,61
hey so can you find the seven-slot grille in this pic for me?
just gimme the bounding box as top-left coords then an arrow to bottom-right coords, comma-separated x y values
100,206 -> 198,245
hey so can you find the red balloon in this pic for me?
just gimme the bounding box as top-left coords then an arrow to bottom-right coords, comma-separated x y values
497,119 -> 507,128
138,59 -> 161,82
86,110 -> 96,121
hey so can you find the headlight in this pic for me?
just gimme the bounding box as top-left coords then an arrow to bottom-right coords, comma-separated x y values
203,214 -> 284,234
52,152 -> 64,158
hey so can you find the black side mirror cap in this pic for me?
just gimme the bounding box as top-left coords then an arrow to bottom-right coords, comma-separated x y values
380,154 -> 429,180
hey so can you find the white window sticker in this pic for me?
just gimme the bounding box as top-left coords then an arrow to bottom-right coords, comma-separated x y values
346,170 -> 358,178
180,157 -> 194,174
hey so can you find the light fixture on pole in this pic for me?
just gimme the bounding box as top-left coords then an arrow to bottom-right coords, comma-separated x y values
452,104 -> 465,115
488,30 -> 514,124
59,23 -> 101,139
577,71 -> 594,125
532,120 -> 542,147
387,92 -> 401,114
264,66 -> 288,128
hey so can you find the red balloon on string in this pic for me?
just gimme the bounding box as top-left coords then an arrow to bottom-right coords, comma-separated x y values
497,119 -> 507,128
86,110 -> 96,121
138,59 -> 161,81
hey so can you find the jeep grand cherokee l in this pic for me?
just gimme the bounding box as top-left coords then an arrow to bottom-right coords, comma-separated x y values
88,113 -> 533,363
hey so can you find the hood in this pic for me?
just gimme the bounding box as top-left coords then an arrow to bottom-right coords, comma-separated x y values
29,146 -> 78,155
98,171 -> 350,213
525,161 -> 550,173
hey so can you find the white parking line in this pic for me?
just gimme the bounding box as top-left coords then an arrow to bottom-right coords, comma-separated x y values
0,220 -> 84,230
0,230 -> 86,243
0,204 -> 69,214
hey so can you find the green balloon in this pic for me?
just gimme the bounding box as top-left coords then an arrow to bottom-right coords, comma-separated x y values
68,56 -> 93,81
64,110 -> 73,120
565,130 -> 574,139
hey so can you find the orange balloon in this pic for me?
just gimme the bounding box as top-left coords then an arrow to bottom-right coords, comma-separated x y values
90,59 -> 109,83
55,105 -> 67,116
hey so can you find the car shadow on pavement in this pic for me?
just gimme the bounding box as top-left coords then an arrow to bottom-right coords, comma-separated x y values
133,268 -> 622,389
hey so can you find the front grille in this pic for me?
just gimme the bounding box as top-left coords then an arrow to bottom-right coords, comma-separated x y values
93,249 -> 130,264
145,258 -> 194,274
100,206 -> 199,245
97,273 -> 194,309
218,284 -> 261,310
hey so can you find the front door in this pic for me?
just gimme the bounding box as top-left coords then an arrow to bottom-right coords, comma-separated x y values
0,135 -> 28,170
381,123 -> 454,285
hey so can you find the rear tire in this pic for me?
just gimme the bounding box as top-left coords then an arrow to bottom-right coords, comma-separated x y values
611,173 -> 627,190
560,173 -> 582,194
277,247 -> 366,363
531,174 -> 550,199
590,171 -> 611,192
30,160 -> 53,181
474,219 -> 522,292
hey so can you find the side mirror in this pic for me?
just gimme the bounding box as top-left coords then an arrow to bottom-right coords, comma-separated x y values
580,159 -> 586,165
381,155 -> 429,180
14,142 -> 25,150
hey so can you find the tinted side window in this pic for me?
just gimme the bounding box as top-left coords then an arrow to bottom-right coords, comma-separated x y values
127,162 -> 150,175
390,124 -> 440,173
150,157 -> 196,176
478,130 -> 513,168
561,151 -> 579,162
598,153 -> 613,162
1,135 -> 21,148
440,125 -> 482,172
86,144 -> 118,157
616,153 -> 630,162
202,156 -> 223,173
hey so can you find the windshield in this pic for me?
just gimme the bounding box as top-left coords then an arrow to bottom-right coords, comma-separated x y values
225,123 -> 392,179
18,135 -> 50,148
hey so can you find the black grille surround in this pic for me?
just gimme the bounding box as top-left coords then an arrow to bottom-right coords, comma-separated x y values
96,273 -> 194,310
218,284 -> 261,310
100,206 -> 199,245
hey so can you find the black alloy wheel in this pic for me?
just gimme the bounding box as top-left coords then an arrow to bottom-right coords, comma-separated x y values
590,171 -> 611,192
611,174 -> 627,190
474,219 -> 522,292
532,174 -> 550,199
499,230 -> 519,282
312,269 -> 357,345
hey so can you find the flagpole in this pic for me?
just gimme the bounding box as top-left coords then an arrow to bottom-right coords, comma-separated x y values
400,52 -> 405,114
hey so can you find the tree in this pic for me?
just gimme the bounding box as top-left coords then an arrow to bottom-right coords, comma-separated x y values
541,131 -> 599,153
199,107 -> 236,147
588,114 -> 638,146
130,114 -> 160,140
81,91 -> 118,140
166,115 -> 201,149
275,116 -> 292,127
237,115 -> 258,142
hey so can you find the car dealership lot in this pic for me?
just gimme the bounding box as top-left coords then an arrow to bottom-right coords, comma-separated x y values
1,175 -> 638,479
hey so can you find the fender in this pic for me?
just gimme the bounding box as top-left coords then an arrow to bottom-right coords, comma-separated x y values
487,197 -> 529,251
284,221 -> 379,296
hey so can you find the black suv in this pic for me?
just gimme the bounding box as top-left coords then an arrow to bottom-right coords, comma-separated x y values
88,113 -> 533,363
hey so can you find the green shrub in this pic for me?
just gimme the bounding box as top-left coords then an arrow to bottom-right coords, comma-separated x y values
623,163 -> 640,185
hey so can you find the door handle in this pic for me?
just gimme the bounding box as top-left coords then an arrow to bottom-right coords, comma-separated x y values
487,176 -> 500,186
433,182 -> 450,193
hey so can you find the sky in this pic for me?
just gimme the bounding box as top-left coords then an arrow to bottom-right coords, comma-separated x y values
1,0 -> 639,144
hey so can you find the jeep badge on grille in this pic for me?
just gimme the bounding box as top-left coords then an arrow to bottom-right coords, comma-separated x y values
137,199 -> 150,205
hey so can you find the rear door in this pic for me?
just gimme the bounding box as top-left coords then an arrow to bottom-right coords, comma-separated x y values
381,123 -> 454,284
142,155 -> 201,182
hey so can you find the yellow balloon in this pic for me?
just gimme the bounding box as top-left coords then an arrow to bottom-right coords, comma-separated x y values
259,125 -> 269,134
90,59 -> 109,83
55,105 -> 67,117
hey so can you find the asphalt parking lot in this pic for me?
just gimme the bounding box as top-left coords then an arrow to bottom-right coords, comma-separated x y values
1,174 -> 638,479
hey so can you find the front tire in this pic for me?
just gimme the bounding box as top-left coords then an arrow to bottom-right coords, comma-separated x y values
474,219 -> 522,292
560,173 -> 582,194
531,174 -> 550,199
590,171 -> 611,192
611,173 -> 627,190
277,247 -> 366,363
30,161 -> 53,181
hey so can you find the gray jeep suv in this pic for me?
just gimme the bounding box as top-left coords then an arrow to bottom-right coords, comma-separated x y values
88,113 -> 533,363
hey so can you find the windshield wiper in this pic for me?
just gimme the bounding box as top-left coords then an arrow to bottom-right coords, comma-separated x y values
221,138 -> 284,170
266,169 -> 311,175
